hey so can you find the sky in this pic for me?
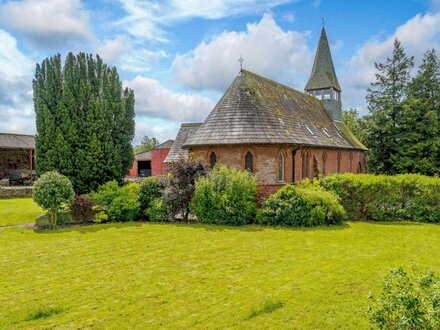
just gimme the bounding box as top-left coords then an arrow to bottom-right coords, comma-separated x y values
0,0 -> 439,144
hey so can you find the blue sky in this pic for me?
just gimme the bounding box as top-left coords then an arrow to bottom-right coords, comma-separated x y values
0,0 -> 439,144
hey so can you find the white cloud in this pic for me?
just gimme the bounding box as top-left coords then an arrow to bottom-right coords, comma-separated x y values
134,119 -> 181,145
0,30 -> 35,134
96,35 -> 167,73
0,0 -> 91,47
171,13 -> 312,91
341,11 -> 440,113
117,0 -> 296,42
124,75 -> 215,122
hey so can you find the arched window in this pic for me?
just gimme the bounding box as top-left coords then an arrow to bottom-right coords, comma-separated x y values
245,152 -> 253,173
292,149 -> 297,182
337,152 -> 342,172
301,150 -> 306,179
313,156 -> 319,179
322,152 -> 327,176
278,153 -> 285,181
306,151 -> 311,179
210,152 -> 217,168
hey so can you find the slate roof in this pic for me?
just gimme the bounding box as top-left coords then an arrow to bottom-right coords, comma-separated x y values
183,70 -> 366,150
164,123 -> 202,162
305,27 -> 341,92
0,133 -> 35,149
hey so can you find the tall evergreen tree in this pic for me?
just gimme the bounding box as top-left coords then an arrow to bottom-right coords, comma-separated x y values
33,53 -> 135,194
395,50 -> 440,175
342,108 -> 368,145
366,39 -> 414,174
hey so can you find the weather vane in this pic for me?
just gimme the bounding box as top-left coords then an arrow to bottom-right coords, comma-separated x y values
238,55 -> 244,70
322,17 -> 325,27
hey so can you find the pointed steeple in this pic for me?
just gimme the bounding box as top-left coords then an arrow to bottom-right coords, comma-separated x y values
305,26 -> 341,92
305,24 -> 343,122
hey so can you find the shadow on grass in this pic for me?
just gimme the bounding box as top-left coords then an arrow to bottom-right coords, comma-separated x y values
348,220 -> 430,226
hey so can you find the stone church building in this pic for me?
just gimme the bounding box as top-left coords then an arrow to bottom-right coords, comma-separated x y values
166,26 -> 367,193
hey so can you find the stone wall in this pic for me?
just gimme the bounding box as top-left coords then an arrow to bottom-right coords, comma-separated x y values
0,186 -> 33,199
190,144 -> 366,189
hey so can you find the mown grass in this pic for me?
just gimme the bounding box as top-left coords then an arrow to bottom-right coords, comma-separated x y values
0,198 -> 43,226
1,215 -> 440,329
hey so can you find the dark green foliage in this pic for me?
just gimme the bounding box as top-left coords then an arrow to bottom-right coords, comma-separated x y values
32,171 -> 75,226
342,108 -> 368,145
139,176 -> 167,218
71,195 -> 95,223
134,136 -> 160,154
163,158 -> 209,221
319,173 -> 440,222
368,268 -> 440,329
365,41 -> 440,176
247,300 -> 285,319
259,182 -> 345,227
33,53 -> 135,194
394,50 -> 440,175
92,181 -> 140,222
366,39 -> 414,174
191,165 -> 257,226
26,306 -> 64,321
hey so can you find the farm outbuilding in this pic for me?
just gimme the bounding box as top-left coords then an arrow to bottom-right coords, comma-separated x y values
130,140 -> 174,177
0,133 -> 35,184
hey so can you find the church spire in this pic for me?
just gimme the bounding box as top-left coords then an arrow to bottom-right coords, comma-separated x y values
305,23 -> 343,122
305,25 -> 341,92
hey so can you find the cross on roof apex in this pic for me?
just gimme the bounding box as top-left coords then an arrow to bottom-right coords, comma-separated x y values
238,55 -> 244,70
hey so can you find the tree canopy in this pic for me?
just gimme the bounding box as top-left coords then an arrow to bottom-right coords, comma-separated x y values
364,40 -> 440,175
133,136 -> 160,154
33,53 -> 135,194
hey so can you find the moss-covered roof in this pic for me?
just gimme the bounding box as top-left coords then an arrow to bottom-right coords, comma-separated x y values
305,27 -> 341,92
184,70 -> 366,150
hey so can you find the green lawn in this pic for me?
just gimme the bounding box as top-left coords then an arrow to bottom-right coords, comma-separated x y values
1,203 -> 440,329
0,198 -> 44,227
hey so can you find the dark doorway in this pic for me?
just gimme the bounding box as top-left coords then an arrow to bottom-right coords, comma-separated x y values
138,160 -> 151,177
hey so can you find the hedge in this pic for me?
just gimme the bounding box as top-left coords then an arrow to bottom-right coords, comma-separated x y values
0,186 -> 33,199
259,182 -> 345,227
319,173 -> 440,222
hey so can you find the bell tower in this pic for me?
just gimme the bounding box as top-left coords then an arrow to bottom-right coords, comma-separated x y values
305,23 -> 342,122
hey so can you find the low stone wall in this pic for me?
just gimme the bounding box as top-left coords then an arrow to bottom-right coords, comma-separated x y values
0,186 -> 33,199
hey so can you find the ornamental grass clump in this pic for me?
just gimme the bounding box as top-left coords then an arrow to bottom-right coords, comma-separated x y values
191,165 -> 257,226
259,181 -> 345,227
32,171 -> 75,227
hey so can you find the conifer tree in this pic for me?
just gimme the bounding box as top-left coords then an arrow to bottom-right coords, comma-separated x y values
366,39 -> 414,174
33,53 -> 135,194
396,50 -> 440,175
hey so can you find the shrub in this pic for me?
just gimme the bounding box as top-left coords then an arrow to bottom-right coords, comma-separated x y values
259,181 -> 345,227
319,173 -> 440,222
164,158 -> 209,221
139,176 -> 167,219
33,171 -> 75,227
71,195 -> 95,223
191,165 -> 257,226
146,197 -> 170,222
93,181 -> 140,222
368,267 -> 440,329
